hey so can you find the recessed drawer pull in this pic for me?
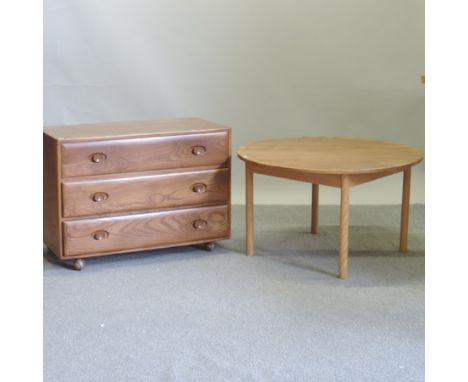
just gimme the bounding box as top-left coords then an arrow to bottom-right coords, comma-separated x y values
90,152 -> 107,163
192,183 -> 207,193
92,230 -> 109,240
192,145 -> 206,156
91,192 -> 109,202
192,219 -> 208,230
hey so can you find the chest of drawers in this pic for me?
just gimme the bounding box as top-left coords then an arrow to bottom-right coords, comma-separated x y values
43,118 -> 231,269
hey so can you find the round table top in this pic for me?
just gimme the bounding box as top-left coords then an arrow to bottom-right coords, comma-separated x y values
237,137 -> 423,175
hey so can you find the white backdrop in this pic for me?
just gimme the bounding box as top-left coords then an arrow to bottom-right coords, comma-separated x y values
44,0 -> 425,204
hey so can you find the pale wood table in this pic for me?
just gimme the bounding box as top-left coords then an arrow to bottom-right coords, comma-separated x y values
237,137 -> 423,279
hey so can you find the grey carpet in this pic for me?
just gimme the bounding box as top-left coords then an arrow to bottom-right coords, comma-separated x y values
44,205 -> 424,382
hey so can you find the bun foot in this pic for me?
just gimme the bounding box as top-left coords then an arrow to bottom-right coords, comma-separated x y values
73,259 -> 86,271
204,242 -> 216,251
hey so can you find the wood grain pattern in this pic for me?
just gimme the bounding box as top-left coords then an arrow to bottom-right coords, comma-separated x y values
63,205 -> 229,257
238,136 -> 422,279
347,166 -> 404,187
43,133 -> 62,257
43,119 -> 231,264
399,168 -> 411,252
245,163 -> 254,256
61,131 -> 229,177
62,168 -> 229,217
311,184 -> 319,234
339,176 -> 350,279
44,118 -> 229,141
238,137 -> 422,175
248,162 -> 341,187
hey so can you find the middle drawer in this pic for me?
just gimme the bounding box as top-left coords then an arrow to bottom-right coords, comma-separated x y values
62,168 -> 229,218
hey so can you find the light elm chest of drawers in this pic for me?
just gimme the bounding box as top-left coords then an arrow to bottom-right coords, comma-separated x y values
43,118 -> 231,270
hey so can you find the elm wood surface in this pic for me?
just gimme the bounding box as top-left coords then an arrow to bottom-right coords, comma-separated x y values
44,118 -> 227,141
238,137 -> 422,174
339,176 -> 350,279
43,133 -> 62,257
399,168 -> 412,252
62,168 -> 229,217
61,131 -> 229,177
245,164 -> 254,257
311,184 -> 319,234
43,118 -> 231,266
63,205 -> 229,257
237,137 -> 423,279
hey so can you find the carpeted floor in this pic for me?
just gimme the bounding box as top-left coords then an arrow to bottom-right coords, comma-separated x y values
44,205 -> 425,382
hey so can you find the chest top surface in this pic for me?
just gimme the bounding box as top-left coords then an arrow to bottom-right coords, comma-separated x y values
237,137 -> 423,175
44,118 -> 229,141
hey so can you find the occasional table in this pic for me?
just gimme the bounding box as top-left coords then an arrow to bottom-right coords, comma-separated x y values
237,137 -> 423,279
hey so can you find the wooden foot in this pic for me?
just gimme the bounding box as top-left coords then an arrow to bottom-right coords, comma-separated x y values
399,168 -> 411,253
44,250 -> 83,271
246,163 -> 254,256
203,242 -> 216,251
339,176 -> 350,279
311,183 -> 319,234
72,259 -> 86,271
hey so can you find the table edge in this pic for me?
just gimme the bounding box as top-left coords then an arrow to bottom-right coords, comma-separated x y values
236,152 -> 423,176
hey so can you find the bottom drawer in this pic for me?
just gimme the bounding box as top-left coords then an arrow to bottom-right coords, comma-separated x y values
63,205 -> 229,257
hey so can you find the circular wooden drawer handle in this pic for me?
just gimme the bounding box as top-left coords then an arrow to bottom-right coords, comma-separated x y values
90,152 -> 107,163
91,192 -> 109,202
191,145 -> 206,156
192,183 -> 207,193
192,219 -> 208,230
92,230 -> 109,240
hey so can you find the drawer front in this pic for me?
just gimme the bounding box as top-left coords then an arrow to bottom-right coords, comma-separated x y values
62,168 -> 230,217
63,205 -> 229,257
61,131 -> 229,177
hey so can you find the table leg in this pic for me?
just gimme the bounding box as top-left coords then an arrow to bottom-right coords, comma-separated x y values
399,167 -> 412,252
311,184 -> 319,234
246,163 -> 254,256
339,176 -> 350,279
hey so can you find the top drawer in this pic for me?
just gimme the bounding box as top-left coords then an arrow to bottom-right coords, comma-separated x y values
61,131 -> 229,177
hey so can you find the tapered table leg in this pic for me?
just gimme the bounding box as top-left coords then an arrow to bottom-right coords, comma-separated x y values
399,168 -> 412,252
246,163 -> 254,256
339,176 -> 350,279
311,184 -> 319,234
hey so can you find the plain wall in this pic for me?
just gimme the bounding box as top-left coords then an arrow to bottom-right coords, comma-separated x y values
44,0 -> 425,204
